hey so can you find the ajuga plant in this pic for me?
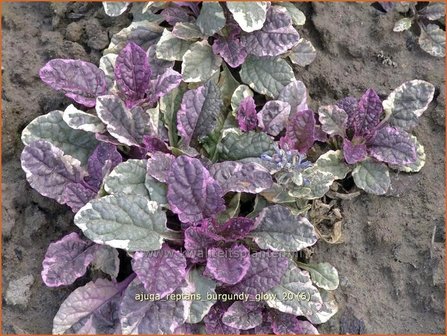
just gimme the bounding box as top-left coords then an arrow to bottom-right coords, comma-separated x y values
19,1 -> 435,335
377,1 -> 445,57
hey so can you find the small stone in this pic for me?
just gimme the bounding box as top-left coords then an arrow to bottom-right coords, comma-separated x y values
5,275 -> 35,307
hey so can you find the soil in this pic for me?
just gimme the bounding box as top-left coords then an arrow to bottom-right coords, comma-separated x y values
1,2 -> 445,334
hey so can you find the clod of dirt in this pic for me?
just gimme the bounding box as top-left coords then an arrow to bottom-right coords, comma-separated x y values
85,18 -> 109,50
5,275 -> 35,306
23,205 -> 46,239
339,308 -> 367,334
65,22 -> 83,42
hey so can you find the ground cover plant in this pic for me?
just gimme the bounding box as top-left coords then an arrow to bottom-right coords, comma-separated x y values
19,2 -> 435,334
378,2 -> 445,57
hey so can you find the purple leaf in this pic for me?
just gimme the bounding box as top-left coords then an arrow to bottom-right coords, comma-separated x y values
53,277 -> 129,334
254,311 -> 274,334
241,7 -> 300,57
257,100 -> 291,136
270,310 -> 319,334
96,95 -> 149,146
237,96 -> 258,132
367,126 -> 417,165
336,96 -> 358,131
314,126 -> 328,142
42,232 -> 95,287
115,42 -> 151,107
209,161 -> 273,194
147,45 -> 175,80
86,142 -> 122,190
174,324 -> 202,335
212,24 -> 248,68
161,6 -> 194,25
142,135 -> 170,153
204,303 -> 241,334
184,226 -> 223,263
95,132 -> 121,145
318,105 -> 348,137
63,182 -> 97,212
353,89 -> 383,136
228,251 -> 289,297
149,68 -> 182,104
174,2 -> 200,16
343,138 -> 368,164
120,278 -> 187,334
177,81 -> 223,146
283,109 -> 316,154
378,2 -> 394,12
210,217 -> 257,242
21,140 -> 86,204
132,244 -> 187,298
39,59 -> 107,107
90,245 -> 120,279
222,301 -> 264,330
205,244 -> 251,285
167,156 -> 226,223
147,152 -> 175,183
278,80 -> 308,113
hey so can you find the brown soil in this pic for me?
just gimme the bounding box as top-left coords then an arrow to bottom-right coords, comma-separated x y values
1,2 -> 445,334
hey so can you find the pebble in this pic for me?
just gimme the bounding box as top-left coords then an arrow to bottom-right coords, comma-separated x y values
5,275 -> 35,307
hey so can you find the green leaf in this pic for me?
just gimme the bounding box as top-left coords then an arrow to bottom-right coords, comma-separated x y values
104,159 -> 168,205
91,245 -> 120,278
182,267 -> 217,324
384,80 -> 435,130
250,205 -> 318,251
21,110 -> 98,164
275,3 -> 306,26
144,175 -> 168,206
315,150 -> 351,180
289,38 -> 317,66
240,55 -> 294,98
105,21 -> 163,55
231,85 -> 254,112
227,2 -> 269,32
318,105 -> 348,137
289,167 -> 336,200
104,159 -> 149,196
62,104 -> 106,133
306,289 -> 338,324
419,24 -> 445,57
217,193 -> 241,224
266,264 -> 323,318
261,183 -> 298,204
389,135 -> 425,173
103,2 -> 129,17
74,194 -> 177,252
172,22 -> 205,41
219,131 -> 275,160
296,262 -> 339,291
182,41 -> 222,82
352,159 -> 390,195
419,3 -> 445,21
196,2 -> 226,36
218,64 -> 240,108
160,83 -> 187,147
99,54 -> 117,90
247,195 -> 269,218
393,18 -> 413,32
156,28 -> 193,61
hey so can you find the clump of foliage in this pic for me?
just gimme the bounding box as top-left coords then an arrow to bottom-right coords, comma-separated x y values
20,2 -> 435,335
378,2 -> 445,57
